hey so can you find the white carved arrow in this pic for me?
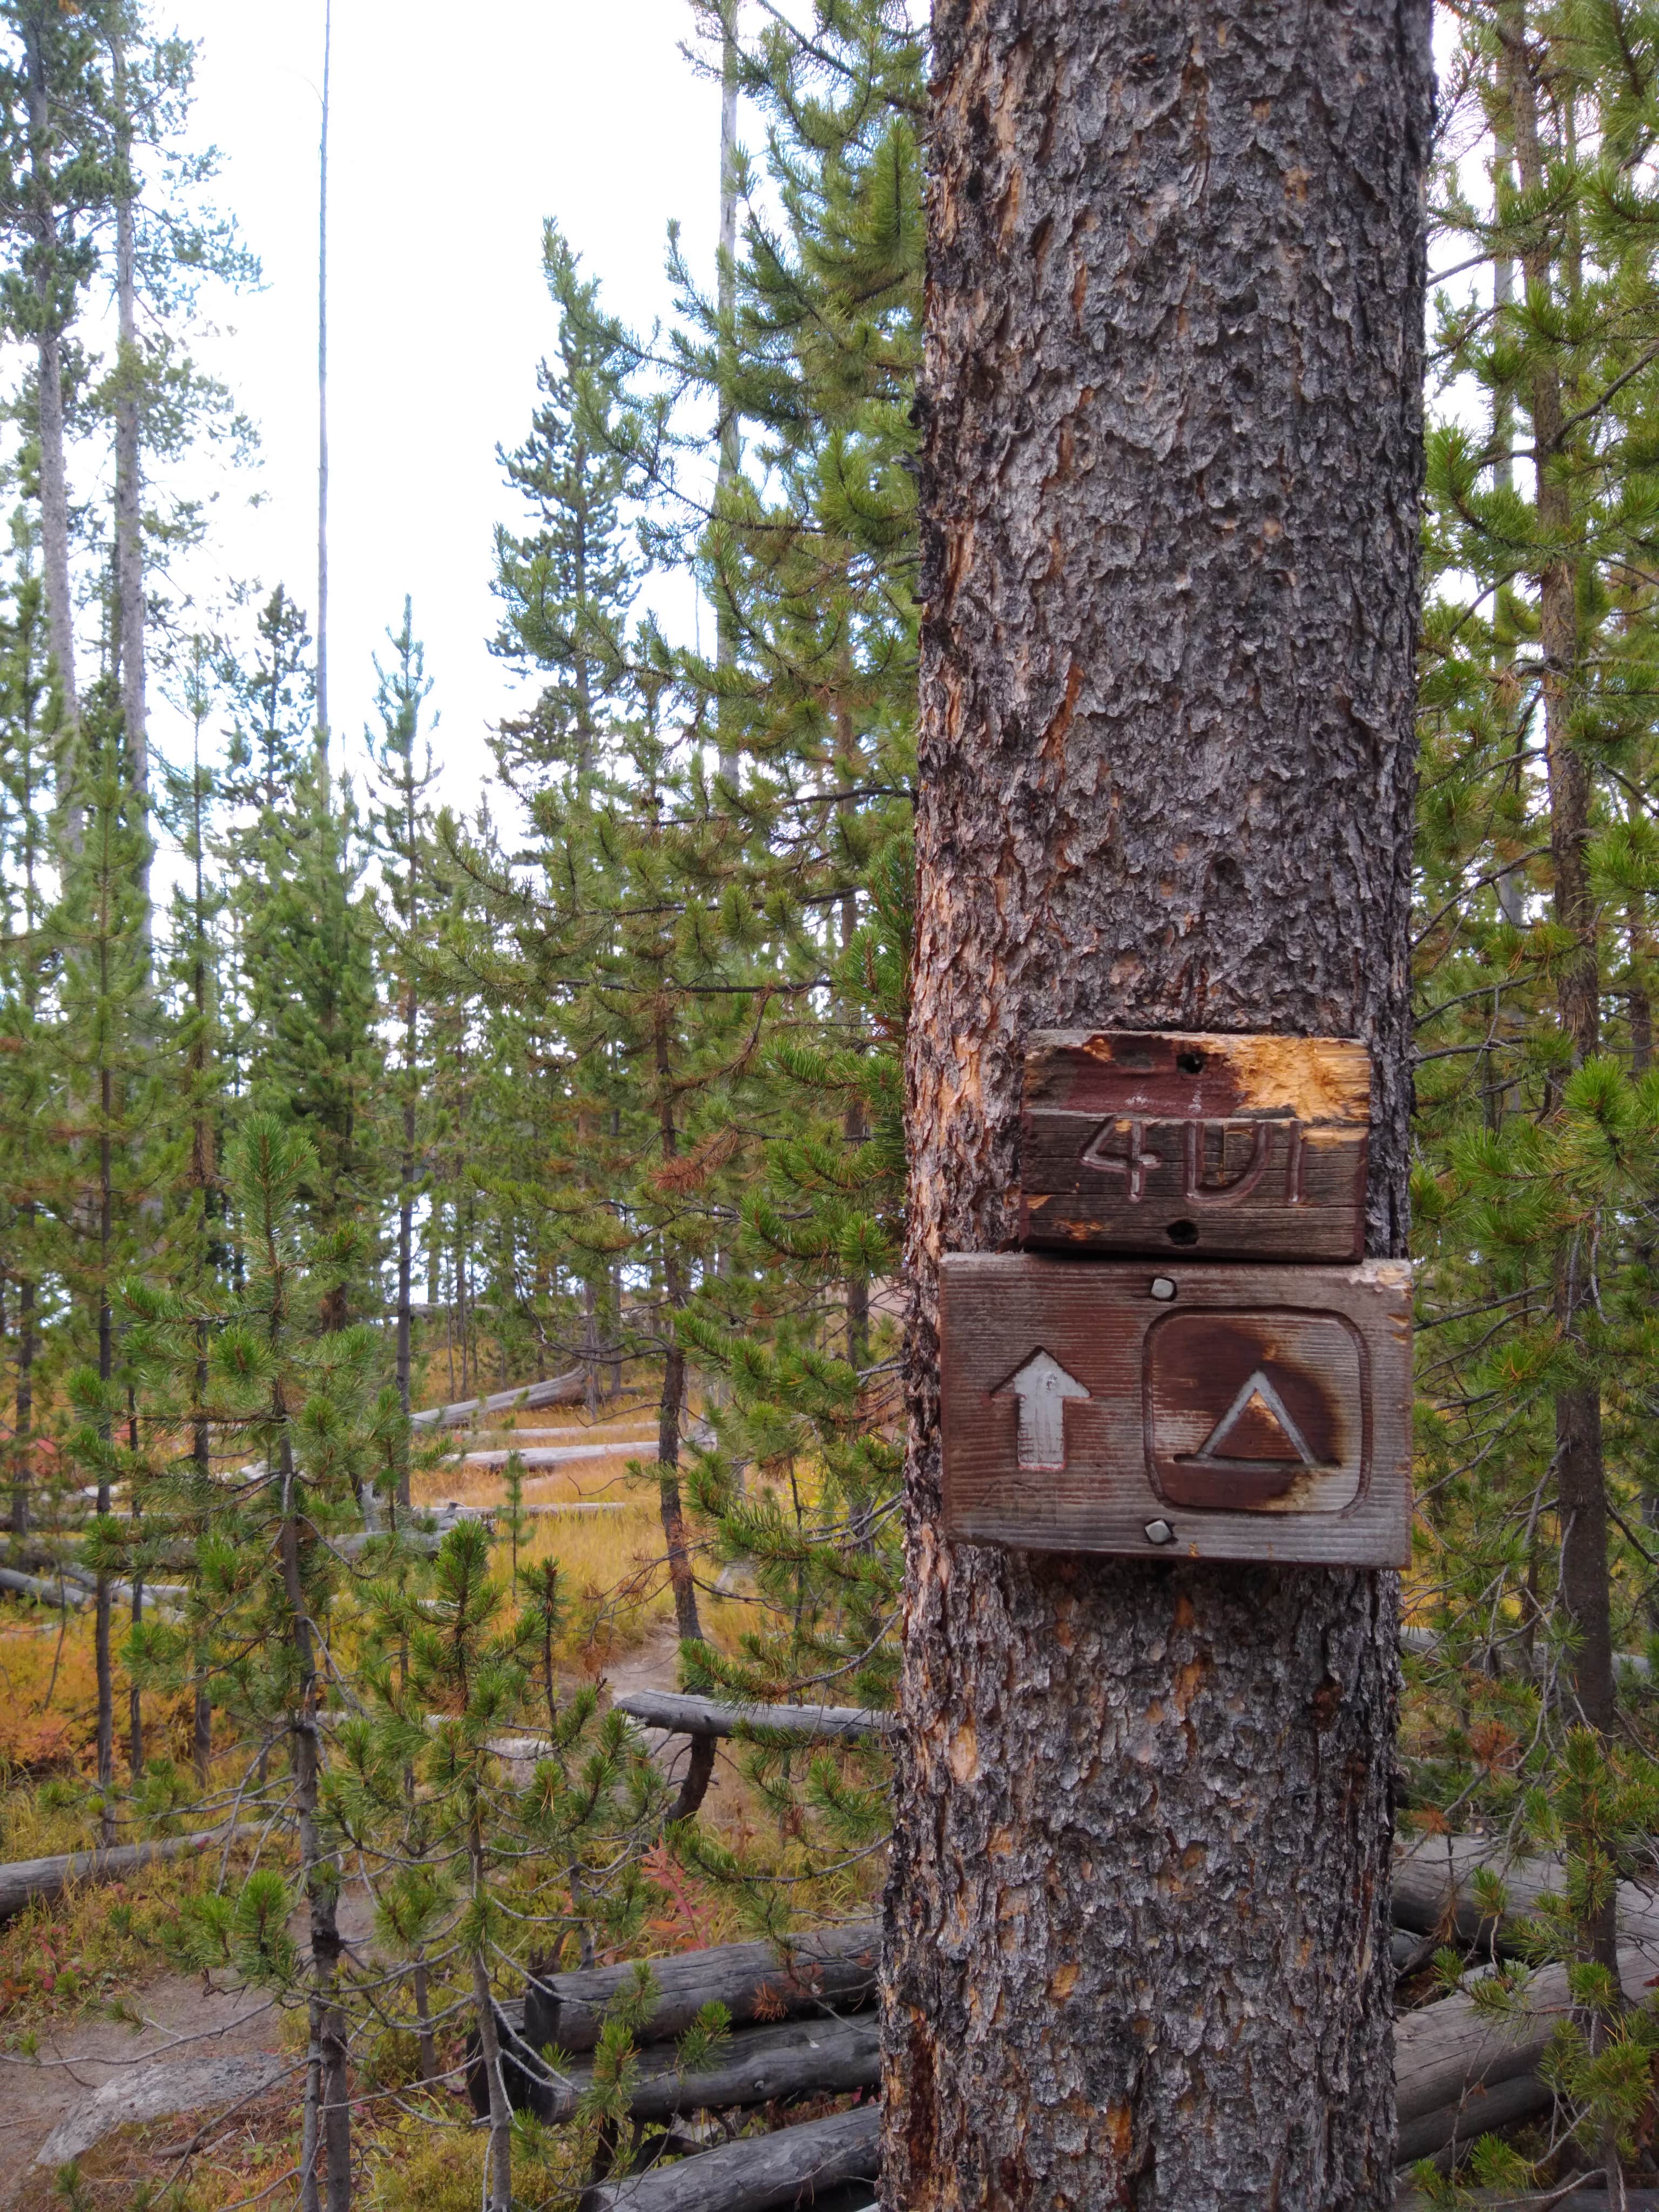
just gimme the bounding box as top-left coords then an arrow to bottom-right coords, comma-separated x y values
995,1350 -> 1090,1470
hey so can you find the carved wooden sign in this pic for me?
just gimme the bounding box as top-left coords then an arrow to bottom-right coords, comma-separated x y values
1019,1030 -> 1371,1260
939,1254 -> 1412,1566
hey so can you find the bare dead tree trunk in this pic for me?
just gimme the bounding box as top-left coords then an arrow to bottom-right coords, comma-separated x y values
315,0 -> 331,755
885,4 -> 1429,2207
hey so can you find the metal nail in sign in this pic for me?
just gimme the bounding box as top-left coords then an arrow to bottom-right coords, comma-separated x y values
1018,1031 -> 1370,1260
939,1255 -> 1412,1567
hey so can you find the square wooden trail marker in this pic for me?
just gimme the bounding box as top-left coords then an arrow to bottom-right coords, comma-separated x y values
939,1254 -> 1412,1567
1019,1030 -> 1371,1261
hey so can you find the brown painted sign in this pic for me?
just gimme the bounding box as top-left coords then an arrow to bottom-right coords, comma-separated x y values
939,1254 -> 1411,1566
1018,1031 -> 1370,1260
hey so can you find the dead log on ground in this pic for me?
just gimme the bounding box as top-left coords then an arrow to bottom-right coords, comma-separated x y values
469,2009 -> 882,2127
410,1369 -> 585,1431
1397,2195 -> 1659,2210
578,2101 -> 880,2212
1395,2069 -> 1554,2169
1391,1940 -> 1659,2158
0,1564 -> 92,1608
0,1826 -> 260,1921
525,1919 -> 880,2057
612,1691 -> 896,1745
1393,1833 -> 1659,1953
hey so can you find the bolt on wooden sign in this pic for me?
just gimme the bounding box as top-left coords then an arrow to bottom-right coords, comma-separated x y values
940,1033 -> 1412,1566
1019,1030 -> 1370,1259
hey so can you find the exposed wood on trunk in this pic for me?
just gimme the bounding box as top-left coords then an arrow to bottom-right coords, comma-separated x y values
891,1 -> 1429,2202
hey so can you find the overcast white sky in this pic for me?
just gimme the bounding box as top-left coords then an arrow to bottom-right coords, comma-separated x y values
147,0 -> 725,808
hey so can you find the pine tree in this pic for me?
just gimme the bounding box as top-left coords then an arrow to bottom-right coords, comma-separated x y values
366,597 -> 436,1501
129,1114 -> 390,2211
0,524 -> 52,1543
492,221 -> 645,783
45,686 -> 166,1829
245,744 -> 382,1325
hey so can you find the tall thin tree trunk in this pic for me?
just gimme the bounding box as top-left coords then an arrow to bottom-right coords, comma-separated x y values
12,1250 -> 33,1540
1503,2 -> 1619,1772
886,4 -> 1428,2205
315,0 -> 331,754
23,20 -> 78,800
715,8 -> 740,783
96,1072 -> 114,1840
280,1441 -> 349,2212
394,984 -> 415,1508
112,41 -> 146,926
652,1015 -> 713,1817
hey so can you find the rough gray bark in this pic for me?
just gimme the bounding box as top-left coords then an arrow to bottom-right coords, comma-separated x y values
887,4 -> 1431,2207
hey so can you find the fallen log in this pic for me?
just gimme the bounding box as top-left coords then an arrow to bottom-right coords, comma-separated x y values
11,1548 -> 187,1601
1393,1834 -> 1659,1953
0,1825 -> 261,1921
1397,2195 -> 1659,2210
410,1370 -> 585,1431
525,1920 -> 881,2057
613,1691 -> 896,1745
470,2008 -> 882,2126
579,2101 -> 880,2212
1395,2069 -> 1554,2169
1399,1620 -> 1652,1684
0,1564 -> 91,1608
1393,1941 -> 1659,2134
461,1440 -> 656,1470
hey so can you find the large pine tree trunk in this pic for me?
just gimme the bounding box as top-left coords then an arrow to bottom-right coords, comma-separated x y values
885,6 -> 1430,2207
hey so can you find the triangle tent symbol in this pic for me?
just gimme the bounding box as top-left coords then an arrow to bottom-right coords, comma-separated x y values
1192,1368 -> 1316,1466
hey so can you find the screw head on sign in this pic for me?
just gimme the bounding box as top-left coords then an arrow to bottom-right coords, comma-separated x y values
1144,1520 -> 1175,1546
1149,1276 -> 1177,1301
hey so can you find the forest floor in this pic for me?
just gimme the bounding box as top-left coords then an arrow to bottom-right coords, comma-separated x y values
1,1615 -> 696,2200
0,1400 -> 703,2202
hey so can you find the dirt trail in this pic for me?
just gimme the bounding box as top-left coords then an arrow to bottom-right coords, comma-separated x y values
0,1877 -> 379,2191
0,1626 -> 692,2182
